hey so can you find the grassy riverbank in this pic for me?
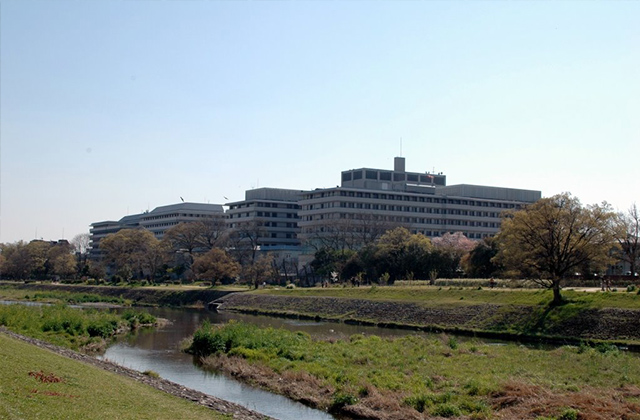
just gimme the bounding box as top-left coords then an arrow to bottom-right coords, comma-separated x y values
0,304 -> 155,351
188,321 -> 640,420
219,287 -> 640,345
260,286 -> 640,309
0,281 -> 238,307
0,333 -> 229,420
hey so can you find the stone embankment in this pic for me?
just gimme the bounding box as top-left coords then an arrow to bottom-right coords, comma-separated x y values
0,327 -> 271,420
4,282 -> 233,307
218,293 -> 640,344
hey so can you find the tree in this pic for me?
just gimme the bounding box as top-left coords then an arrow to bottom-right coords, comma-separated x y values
0,241 -> 32,279
432,232 -> 476,278
163,222 -> 203,264
71,233 -> 91,277
228,219 -> 267,266
100,229 -> 166,281
373,227 -> 433,283
192,248 -> 240,284
612,203 -> 640,277
47,241 -> 76,279
71,233 -> 90,255
496,193 -> 615,305
197,215 -> 228,250
242,254 -> 277,289
462,236 -> 502,278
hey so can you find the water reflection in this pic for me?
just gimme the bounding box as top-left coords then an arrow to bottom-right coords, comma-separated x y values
101,307 -> 336,420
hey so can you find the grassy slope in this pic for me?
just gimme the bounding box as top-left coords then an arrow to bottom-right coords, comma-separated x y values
0,333 -> 228,420
259,286 -> 640,309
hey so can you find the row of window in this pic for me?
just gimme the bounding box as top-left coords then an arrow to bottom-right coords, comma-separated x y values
142,212 -> 217,221
263,221 -> 297,228
302,203 -> 501,217
305,191 -> 520,209
342,170 -> 445,184
229,202 -> 299,210
302,213 -> 499,228
228,212 -> 299,219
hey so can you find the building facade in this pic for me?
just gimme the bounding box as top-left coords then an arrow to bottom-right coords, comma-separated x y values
89,202 -> 224,258
298,157 -> 541,249
226,188 -> 303,251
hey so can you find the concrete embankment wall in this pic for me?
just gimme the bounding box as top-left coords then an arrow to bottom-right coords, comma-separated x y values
219,293 -> 640,344
6,283 -> 233,307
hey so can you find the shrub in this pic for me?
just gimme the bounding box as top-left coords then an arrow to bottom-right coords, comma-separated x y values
626,284 -> 636,292
558,407 -> 579,420
122,310 -> 156,328
86,319 -> 119,338
404,394 -> 431,413
143,370 -> 160,378
329,392 -> 357,411
188,321 -> 225,357
432,403 -> 462,417
448,337 -> 458,350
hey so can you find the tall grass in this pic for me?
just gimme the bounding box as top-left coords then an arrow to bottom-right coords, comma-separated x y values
0,304 -> 154,350
189,321 -> 640,418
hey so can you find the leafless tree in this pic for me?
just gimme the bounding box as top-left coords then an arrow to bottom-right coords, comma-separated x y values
613,203 -> 640,276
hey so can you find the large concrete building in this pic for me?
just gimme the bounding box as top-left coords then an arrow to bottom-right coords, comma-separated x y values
298,157 -> 541,249
89,202 -> 224,258
226,188 -> 303,251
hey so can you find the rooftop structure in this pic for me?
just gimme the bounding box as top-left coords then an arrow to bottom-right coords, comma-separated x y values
298,157 -> 541,249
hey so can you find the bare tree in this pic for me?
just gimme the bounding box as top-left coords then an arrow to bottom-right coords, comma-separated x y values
228,219 -> 267,266
71,233 -> 90,255
197,215 -> 228,250
613,203 -> 640,276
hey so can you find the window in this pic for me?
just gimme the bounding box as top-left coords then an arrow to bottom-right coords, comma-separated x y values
342,172 -> 352,182
353,171 -> 363,180
366,170 -> 377,180
380,172 -> 392,181
407,174 -> 418,182
393,173 -> 405,181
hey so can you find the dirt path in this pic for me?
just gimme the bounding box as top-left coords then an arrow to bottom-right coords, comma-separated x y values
0,327 -> 272,420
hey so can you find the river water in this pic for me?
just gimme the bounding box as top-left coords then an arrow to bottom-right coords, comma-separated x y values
99,307 -> 429,420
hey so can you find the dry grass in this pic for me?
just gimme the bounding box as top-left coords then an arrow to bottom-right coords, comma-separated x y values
491,381 -> 640,420
201,354 -> 334,409
204,352 -> 640,420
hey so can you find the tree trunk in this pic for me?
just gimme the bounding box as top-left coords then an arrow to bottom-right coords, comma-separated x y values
551,278 -> 563,306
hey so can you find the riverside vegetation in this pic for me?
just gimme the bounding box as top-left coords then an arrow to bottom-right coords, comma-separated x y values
186,321 -> 640,420
0,304 -> 156,351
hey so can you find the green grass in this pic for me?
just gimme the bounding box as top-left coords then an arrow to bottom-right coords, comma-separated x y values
0,285 -> 129,306
189,321 -> 640,417
0,304 -> 155,350
0,333 -> 229,420
258,286 -> 640,309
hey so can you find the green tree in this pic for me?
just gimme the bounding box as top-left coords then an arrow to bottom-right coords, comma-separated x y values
0,241 -> 32,279
100,229 -> 165,281
373,227 -> 433,283
462,236 -> 502,278
496,193 -> 615,305
192,248 -> 240,284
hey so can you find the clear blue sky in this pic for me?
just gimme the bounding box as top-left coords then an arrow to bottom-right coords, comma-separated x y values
1,0 -> 638,243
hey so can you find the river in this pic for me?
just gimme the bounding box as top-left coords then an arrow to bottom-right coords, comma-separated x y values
99,307 -> 432,420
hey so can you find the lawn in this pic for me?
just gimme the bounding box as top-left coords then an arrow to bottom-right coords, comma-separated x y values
0,333 -> 229,420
